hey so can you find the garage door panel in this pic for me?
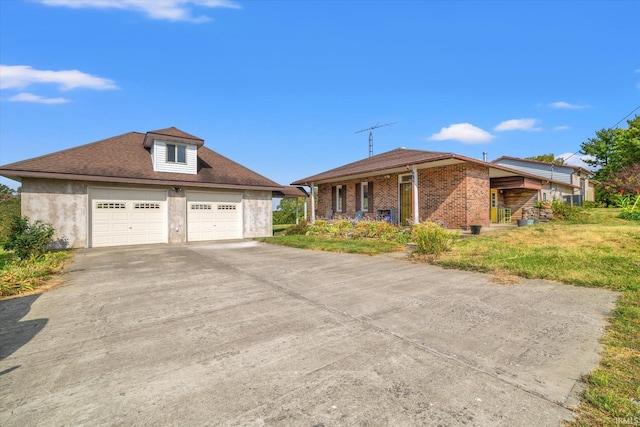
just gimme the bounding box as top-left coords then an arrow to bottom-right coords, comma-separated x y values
187,193 -> 242,242
90,188 -> 167,248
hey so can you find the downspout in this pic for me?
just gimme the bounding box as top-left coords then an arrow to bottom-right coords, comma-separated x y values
310,183 -> 316,222
412,166 -> 419,224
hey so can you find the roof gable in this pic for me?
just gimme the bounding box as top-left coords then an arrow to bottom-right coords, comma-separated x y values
143,127 -> 204,148
0,129 -> 282,191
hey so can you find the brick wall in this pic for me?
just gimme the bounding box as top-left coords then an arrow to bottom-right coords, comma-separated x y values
419,163 -> 490,228
317,174 -> 402,219
315,162 -> 491,228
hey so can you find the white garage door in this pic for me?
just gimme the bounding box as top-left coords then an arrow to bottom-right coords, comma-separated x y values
90,188 -> 167,248
187,192 -> 242,241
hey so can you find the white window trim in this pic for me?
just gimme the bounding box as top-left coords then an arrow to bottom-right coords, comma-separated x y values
166,143 -> 187,164
336,185 -> 343,212
360,182 -> 369,212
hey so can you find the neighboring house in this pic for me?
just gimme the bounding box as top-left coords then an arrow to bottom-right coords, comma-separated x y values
291,148 -> 550,228
492,156 -> 595,205
0,127 -> 283,248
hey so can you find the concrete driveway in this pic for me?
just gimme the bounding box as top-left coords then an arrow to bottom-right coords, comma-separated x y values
0,241 -> 616,426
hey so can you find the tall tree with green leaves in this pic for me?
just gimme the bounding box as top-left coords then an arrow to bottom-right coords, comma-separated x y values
580,115 -> 640,203
273,197 -> 306,225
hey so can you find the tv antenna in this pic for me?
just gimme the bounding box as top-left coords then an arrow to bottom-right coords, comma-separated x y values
355,122 -> 397,157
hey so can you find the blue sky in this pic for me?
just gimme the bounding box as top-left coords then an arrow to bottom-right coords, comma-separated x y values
1,0 -> 639,192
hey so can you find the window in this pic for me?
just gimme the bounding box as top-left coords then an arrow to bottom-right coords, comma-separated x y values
96,202 -> 125,209
361,182 -> 369,211
336,185 -> 343,212
166,144 -> 186,163
134,203 -> 160,209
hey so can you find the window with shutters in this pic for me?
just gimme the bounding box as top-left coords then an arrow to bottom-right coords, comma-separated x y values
361,182 -> 369,211
336,185 -> 343,212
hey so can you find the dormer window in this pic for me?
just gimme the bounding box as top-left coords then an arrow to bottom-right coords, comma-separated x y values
150,140 -> 198,174
167,144 -> 186,163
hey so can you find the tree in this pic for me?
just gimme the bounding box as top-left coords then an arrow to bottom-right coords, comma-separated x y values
580,115 -> 640,203
0,184 -> 16,197
0,185 -> 20,243
273,197 -> 305,225
602,163 -> 640,196
525,153 -> 565,165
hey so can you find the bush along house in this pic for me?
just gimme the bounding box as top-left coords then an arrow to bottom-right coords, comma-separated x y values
291,148 -> 559,229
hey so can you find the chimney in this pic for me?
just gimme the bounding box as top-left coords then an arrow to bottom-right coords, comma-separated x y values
482,152 -> 487,162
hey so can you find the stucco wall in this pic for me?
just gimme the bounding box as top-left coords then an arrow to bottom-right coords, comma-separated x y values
21,179 -> 273,248
168,188 -> 186,244
21,178 -> 88,248
242,190 -> 273,238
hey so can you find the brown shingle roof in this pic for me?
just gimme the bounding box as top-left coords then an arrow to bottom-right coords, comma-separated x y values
291,148 -> 456,184
143,127 -> 205,148
273,186 -> 308,198
291,147 -> 557,186
0,129 -> 283,191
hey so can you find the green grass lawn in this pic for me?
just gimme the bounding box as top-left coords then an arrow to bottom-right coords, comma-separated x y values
434,209 -> 640,426
258,234 -> 405,255
263,209 -> 640,425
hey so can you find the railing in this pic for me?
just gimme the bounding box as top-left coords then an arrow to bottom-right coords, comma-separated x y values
497,208 -> 512,223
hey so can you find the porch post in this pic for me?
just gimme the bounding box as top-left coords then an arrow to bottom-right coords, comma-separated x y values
412,166 -> 419,224
310,183 -> 316,222
303,198 -> 307,221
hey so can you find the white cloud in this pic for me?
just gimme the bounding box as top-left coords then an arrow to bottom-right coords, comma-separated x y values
428,123 -> 494,144
557,152 -> 595,170
494,118 -> 541,132
0,65 -> 117,91
8,92 -> 70,104
549,101 -> 590,110
553,125 -> 571,131
38,0 -> 240,23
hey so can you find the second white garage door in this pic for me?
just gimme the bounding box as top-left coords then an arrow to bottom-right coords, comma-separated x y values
187,192 -> 242,241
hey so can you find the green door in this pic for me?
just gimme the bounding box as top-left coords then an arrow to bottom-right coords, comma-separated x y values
400,182 -> 412,225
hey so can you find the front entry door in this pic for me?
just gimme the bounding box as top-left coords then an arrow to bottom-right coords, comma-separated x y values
400,182 -> 413,225
490,189 -> 498,223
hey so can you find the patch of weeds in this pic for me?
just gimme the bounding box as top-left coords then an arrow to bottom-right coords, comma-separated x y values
1,250 -> 72,297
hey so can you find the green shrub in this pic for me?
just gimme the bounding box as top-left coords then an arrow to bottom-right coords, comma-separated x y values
284,221 -> 308,235
551,200 -> 587,223
0,196 -> 21,244
411,222 -> 458,257
3,216 -> 55,260
618,210 -> 640,221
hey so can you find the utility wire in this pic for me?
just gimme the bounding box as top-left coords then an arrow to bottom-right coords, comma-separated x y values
563,104 -> 640,162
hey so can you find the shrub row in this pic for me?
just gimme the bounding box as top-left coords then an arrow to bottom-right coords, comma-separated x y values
285,219 -> 458,256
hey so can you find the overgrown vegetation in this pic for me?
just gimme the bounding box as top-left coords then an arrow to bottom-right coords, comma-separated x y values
266,219 -> 458,257
411,222 -> 458,257
1,249 -> 71,297
269,219 -> 461,256
431,209 -> 639,425
3,216 -> 55,260
0,211 -> 71,297
0,185 -> 21,243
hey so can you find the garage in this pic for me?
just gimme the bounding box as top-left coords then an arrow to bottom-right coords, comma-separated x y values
187,192 -> 242,241
89,188 -> 168,248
